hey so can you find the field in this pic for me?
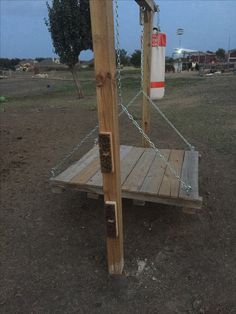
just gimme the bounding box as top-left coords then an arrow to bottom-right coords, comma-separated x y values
1,70 -> 236,313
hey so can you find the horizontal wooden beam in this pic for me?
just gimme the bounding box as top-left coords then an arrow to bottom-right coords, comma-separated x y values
135,0 -> 158,12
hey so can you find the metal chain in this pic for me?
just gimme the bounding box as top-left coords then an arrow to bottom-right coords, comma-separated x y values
114,0 -> 123,106
52,0 -> 192,194
51,124 -> 99,177
114,0 -> 192,194
114,0 -> 129,111
142,90 -> 195,151
51,0 -> 123,178
50,90 -> 142,177
140,10 -> 144,89
119,100 -> 192,194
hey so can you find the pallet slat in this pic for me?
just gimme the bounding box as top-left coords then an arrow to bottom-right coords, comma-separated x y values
52,145 -> 98,183
159,149 -> 185,198
123,148 -> 156,192
87,145 -> 132,186
120,146 -> 145,184
140,149 -> 170,194
179,151 -> 199,200
71,158 -> 100,184
50,145 -> 202,209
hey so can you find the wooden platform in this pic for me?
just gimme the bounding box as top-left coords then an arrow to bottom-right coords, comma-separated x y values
50,145 -> 202,209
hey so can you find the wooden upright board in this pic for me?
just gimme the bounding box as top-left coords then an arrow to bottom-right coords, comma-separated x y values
89,0 -> 123,275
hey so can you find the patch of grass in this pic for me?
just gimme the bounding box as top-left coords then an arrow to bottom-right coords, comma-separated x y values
121,68 -> 141,76
3,72 -> 236,157
7,80 -> 95,107
161,103 -> 236,155
80,81 -> 96,96
80,102 -> 97,111
166,77 -> 204,87
122,77 -> 140,89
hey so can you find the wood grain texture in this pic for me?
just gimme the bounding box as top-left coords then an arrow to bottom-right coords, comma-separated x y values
89,0 -> 123,275
51,146 -> 202,209
135,0 -> 157,12
71,158 -> 100,184
123,148 -> 156,192
159,150 -> 185,198
179,151 -> 199,200
140,149 -> 170,194
87,145 -> 132,187
52,146 -> 98,183
120,146 -> 145,184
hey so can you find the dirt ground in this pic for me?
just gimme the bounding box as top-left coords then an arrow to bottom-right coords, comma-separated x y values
0,71 -> 236,313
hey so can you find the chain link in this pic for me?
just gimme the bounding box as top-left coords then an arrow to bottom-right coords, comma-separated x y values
51,0 -> 123,178
114,0 -> 123,106
51,124 -> 99,177
51,90 -> 142,177
52,0 -> 193,194
140,10 -> 144,89
119,99 -> 192,194
142,90 -> 195,151
114,0 -> 191,194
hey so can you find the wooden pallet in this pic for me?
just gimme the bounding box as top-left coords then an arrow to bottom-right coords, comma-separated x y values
50,145 -> 202,209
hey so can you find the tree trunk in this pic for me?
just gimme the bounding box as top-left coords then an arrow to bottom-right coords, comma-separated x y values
70,65 -> 84,99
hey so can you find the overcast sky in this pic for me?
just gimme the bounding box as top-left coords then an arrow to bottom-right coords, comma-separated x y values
1,0 -> 236,59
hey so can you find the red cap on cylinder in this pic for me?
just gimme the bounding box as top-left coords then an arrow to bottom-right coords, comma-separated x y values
152,33 -> 166,47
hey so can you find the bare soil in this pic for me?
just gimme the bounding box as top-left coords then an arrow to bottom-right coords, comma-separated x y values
0,72 -> 236,313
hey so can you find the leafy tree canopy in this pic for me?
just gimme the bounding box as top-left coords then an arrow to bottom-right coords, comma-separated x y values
45,0 -> 92,68
45,0 -> 92,98
116,49 -> 130,66
130,50 -> 141,67
165,56 -> 174,63
216,48 -> 226,61
0,58 -> 21,70
35,57 -> 47,63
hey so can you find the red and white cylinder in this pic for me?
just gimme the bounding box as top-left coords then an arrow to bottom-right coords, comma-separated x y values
150,29 -> 166,100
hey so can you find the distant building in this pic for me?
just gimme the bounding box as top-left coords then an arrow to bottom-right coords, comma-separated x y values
52,58 -> 60,64
228,49 -> 236,62
188,52 -> 217,64
16,59 -> 38,71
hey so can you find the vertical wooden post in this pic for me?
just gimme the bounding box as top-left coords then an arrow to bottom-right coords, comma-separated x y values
89,0 -> 124,274
142,9 -> 153,147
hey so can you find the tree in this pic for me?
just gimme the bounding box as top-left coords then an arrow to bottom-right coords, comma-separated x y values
0,58 -> 21,70
130,50 -> 141,67
165,56 -> 174,63
35,57 -> 47,63
45,0 -> 92,98
216,48 -> 226,61
116,49 -> 130,66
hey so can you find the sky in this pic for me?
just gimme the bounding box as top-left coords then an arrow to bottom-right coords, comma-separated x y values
0,0 -> 236,60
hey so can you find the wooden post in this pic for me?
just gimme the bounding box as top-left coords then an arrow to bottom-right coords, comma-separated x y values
89,0 -> 124,274
141,9 -> 153,147
135,0 -> 157,12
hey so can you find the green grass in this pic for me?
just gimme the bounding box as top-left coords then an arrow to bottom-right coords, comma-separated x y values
3,70 -> 236,156
163,104 -> 236,155
166,77 -> 203,88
